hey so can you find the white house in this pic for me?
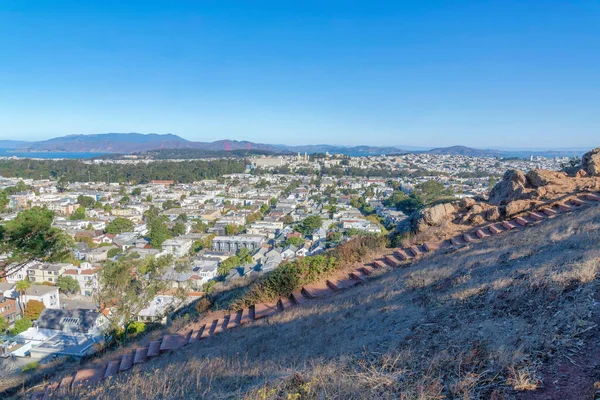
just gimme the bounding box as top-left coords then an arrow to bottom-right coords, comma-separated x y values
23,285 -> 60,309
161,238 -> 193,258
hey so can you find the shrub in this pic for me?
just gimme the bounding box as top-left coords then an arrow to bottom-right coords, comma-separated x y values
21,361 -> 39,374
24,299 -> 45,320
10,318 -> 32,335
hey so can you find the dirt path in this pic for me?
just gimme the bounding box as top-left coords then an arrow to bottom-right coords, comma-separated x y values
517,298 -> 600,400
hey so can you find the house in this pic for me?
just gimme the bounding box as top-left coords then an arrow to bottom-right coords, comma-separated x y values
74,242 -> 92,260
17,308 -> 109,359
161,238 -> 193,258
281,245 -> 298,261
86,246 -> 116,263
0,295 -> 19,326
23,285 -> 60,309
211,235 -> 266,253
27,262 -> 73,284
61,264 -> 101,297
113,232 -> 137,250
191,259 -> 219,284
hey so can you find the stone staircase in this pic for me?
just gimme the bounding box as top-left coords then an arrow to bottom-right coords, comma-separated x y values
29,191 -> 600,399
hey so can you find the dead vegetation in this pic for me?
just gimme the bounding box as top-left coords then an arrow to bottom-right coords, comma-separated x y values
15,203 -> 600,399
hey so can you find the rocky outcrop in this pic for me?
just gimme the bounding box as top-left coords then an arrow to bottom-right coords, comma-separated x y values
488,169 -> 529,205
582,147 -> 600,176
526,169 -> 568,188
412,203 -> 456,233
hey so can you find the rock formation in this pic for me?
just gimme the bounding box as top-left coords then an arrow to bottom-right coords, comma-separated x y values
582,147 -> 600,176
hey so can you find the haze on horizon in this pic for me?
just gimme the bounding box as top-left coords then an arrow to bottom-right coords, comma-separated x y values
1,1 -> 598,149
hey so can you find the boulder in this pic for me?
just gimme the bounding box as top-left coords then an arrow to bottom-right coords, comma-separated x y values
526,169 -> 568,188
486,206 -> 501,221
459,198 -> 476,209
488,169 -> 528,205
412,203 -> 456,233
505,200 -> 532,217
582,147 -> 600,176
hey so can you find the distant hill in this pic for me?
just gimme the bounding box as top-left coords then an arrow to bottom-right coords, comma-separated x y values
275,144 -> 408,156
0,140 -> 32,148
425,145 -> 505,157
2,133 -> 588,159
23,133 -> 193,153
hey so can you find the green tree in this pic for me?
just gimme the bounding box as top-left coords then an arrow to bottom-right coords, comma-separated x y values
24,299 -> 45,320
0,316 -> 8,333
145,194 -> 153,202
56,177 -> 69,193
282,215 -> 294,225
131,188 -> 142,196
96,255 -> 177,341
119,196 -> 130,206
10,318 -> 32,335
103,203 -> 113,213
224,224 -> 242,235
56,275 -> 81,295
0,207 -> 72,280
106,217 -> 135,234
413,180 -> 454,205
69,206 -> 86,220
218,256 -> 241,276
149,218 -> 172,248
286,236 -> 305,247
0,192 -> 9,210
171,221 -> 186,236
175,213 -> 188,222
192,220 -> 207,233
296,215 -> 323,235
237,247 -> 253,264
77,195 -> 96,208
107,247 -> 121,258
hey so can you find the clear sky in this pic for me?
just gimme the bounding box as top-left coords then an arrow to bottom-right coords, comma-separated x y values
1,0 -> 598,148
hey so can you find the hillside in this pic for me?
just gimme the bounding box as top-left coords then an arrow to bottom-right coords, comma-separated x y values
17,194 -> 600,399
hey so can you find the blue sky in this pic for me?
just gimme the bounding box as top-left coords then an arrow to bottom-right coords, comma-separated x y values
1,0 -> 598,148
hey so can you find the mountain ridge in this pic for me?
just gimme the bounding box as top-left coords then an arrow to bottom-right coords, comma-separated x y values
0,133 -> 587,158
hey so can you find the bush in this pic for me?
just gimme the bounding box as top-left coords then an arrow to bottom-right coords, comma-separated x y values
127,321 -> 146,335
24,299 -> 45,320
10,318 -> 32,335
21,361 -> 39,374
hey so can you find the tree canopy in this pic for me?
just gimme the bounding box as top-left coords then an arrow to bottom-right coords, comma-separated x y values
0,208 -> 72,279
56,275 -> 81,295
106,217 -> 135,234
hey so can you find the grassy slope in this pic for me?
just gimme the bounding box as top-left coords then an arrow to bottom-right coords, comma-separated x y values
26,203 -> 600,399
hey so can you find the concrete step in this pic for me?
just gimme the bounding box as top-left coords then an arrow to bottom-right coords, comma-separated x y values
423,241 -> 440,252
463,233 -> 476,243
474,229 -> 488,239
211,319 -> 226,335
147,340 -> 162,357
394,249 -> 411,260
359,264 -> 376,275
133,347 -> 149,364
327,277 -> 359,290
159,334 -> 187,352
371,260 -> 387,269
514,217 -> 528,226
254,303 -> 279,319
104,360 -> 120,379
302,282 -> 334,298
528,212 -> 544,221
558,203 -> 572,212
350,270 -> 367,282
450,236 -> 465,246
584,193 -> 600,201
488,224 -> 503,235
502,220 -> 518,230
279,296 -> 295,310
570,198 -> 585,206
408,245 -> 422,257
72,366 -> 107,388
291,290 -> 308,305
119,352 -> 134,371
541,207 -> 557,216
383,254 -> 402,267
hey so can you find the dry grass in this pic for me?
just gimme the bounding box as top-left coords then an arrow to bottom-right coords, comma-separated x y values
14,203 -> 600,399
